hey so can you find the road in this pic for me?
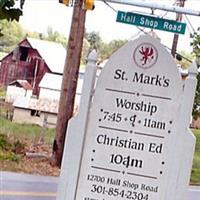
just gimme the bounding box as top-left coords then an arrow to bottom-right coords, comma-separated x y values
0,172 -> 57,200
187,186 -> 200,200
0,171 -> 200,200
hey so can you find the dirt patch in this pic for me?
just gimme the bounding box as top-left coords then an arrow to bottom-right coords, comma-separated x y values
0,157 -> 60,176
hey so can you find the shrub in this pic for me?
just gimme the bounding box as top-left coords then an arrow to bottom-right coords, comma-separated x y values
12,140 -> 25,154
0,134 -> 12,150
0,152 -> 21,163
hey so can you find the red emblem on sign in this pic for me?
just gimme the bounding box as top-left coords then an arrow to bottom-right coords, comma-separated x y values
134,43 -> 158,69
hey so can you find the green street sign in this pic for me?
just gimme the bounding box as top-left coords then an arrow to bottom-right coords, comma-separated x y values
116,11 -> 186,34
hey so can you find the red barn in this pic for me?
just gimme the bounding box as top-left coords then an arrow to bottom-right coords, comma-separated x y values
0,38 -> 66,95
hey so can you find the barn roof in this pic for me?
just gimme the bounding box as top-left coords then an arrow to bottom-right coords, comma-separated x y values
13,97 -> 59,114
9,80 -> 33,90
26,38 -> 66,74
39,72 -> 84,95
39,73 -> 62,91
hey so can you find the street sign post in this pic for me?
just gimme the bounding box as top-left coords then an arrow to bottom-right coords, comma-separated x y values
116,11 -> 186,34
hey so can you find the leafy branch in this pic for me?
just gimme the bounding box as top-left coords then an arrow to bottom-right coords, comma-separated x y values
0,0 -> 25,21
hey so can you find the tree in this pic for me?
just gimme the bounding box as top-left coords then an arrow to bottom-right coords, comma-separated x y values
193,74 -> 200,120
176,50 -> 194,69
191,29 -> 200,58
0,19 -> 25,52
84,31 -> 127,62
25,30 -> 40,39
0,0 -> 25,21
44,27 -> 67,48
0,22 -> 68,53
81,38 -> 90,64
0,0 -> 26,50
85,31 -> 102,51
191,29 -> 200,119
100,39 -> 127,60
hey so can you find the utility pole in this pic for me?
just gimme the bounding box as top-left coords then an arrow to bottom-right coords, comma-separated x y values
171,0 -> 186,57
51,0 -> 86,167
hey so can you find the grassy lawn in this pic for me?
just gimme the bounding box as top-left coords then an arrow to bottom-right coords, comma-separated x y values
0,90 -> 5,97
0,116 -> 59,176
190,129 -> 200,185
0,87 -> 6,98
0,117 -> 55,144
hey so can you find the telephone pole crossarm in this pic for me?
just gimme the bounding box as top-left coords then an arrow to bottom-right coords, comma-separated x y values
97,0 -> 200,16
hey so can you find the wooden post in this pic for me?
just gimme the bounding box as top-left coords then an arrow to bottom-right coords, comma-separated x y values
51,0 -> 86,167
171,0 -> 186,57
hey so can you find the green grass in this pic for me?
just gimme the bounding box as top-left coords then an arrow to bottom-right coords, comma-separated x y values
0,87 -> 6,98
191,129 -> 200,184
0,116 -> 55,163
0,134 -> 22,163
0,151 -> 21,162
0,117 -> 55,144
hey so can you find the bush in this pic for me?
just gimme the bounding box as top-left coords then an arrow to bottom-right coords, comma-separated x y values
0,151 -> 21,163
12,140 -> 25,154
0,134 -> 23,163
0,134 -> 12,150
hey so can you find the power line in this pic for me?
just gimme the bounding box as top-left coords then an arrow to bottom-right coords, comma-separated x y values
102,0 -> 192,63
102,0 -> 175,19
184,14 -> 196,34
98,0 -> 200,16
103,0 -> 117,12
160,0 -> 179,18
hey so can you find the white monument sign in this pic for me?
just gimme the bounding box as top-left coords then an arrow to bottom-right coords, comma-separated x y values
57,35 -> 197,200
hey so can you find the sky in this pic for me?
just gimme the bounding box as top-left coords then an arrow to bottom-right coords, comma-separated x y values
19,0 -> 200,53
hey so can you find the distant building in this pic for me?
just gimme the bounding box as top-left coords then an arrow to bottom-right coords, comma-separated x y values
39,73 -> 62,101
39,72 -> 84,107
0,37 -> 66,95
12,72 -> 84,127
12,97 -> 59,128
6,80 -> 33,103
